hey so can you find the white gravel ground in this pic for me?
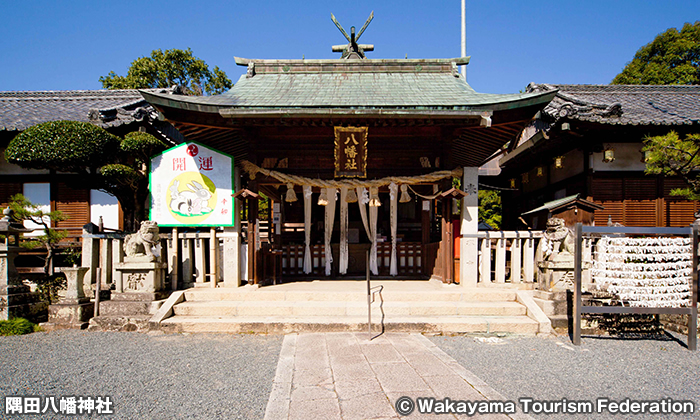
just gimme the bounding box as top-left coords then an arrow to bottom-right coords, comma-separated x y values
0,330 -> 282,419
430,332 -> 700,420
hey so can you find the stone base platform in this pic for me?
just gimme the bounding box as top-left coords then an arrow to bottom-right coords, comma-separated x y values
41,301 -> 94,331
88,291 -> 168,332
2,285 -> 49,323
88,314 -> 152,332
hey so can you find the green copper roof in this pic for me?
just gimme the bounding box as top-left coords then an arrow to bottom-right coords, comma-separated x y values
521,194 -> 604,216
140,58 -> 556,116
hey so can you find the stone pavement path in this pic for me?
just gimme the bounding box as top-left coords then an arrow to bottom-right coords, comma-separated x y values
264,332 -> 534,420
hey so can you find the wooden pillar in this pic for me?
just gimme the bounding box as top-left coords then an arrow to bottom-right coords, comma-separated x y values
442,198 -> 454,283
248,182 -> 259,285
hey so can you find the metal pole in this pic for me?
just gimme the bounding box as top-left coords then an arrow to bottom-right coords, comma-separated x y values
573,223 -> 582,345
94,271 -> 101,318
367,250 -> 371,339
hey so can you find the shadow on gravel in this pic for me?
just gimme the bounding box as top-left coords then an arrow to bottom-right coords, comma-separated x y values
577,331 -> 689,348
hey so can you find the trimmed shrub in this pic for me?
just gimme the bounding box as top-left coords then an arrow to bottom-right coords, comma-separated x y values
0,318 -> 36,336
5,120 -> 121,173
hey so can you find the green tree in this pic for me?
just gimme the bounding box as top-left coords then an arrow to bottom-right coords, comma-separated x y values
5,121 -> 168,231
643,131 -> 700,200
612,22 -> 700,85
478,190 -> 501,229
99,48 -> 233,95
8,194 -> 68,303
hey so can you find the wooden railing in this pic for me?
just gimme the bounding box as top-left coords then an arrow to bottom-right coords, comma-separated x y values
280,242 -> 423,277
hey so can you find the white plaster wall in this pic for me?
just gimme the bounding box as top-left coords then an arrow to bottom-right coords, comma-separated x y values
590,143 -> 646,172
23,183 -> 51,236
90,190 -> 120,230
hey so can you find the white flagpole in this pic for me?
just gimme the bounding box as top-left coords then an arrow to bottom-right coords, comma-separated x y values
461,0 -> 467,79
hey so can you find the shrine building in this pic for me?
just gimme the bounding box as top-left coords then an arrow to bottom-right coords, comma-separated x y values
141,29 -> 556,287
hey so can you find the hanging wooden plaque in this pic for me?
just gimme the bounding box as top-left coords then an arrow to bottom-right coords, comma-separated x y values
334,126 -> 368,178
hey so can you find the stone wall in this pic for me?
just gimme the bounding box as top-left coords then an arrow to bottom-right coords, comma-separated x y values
660,308 -> 700,337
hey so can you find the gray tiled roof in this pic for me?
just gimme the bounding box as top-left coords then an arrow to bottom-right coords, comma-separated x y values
0,89 -> 169,132
528,83 -> 700,126
142,58 -> 553,113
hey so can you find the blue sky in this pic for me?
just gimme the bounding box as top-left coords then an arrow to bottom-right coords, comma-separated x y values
1,1 -> 699,94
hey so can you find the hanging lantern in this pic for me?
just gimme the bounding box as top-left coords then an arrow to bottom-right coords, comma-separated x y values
399,184 -> 412,203
345,187 -> 358,203
554,156 -> 564,169
285,183 -> 297,202
369,186 -> 381,207
536,166 -> 544,177
603,147 -> 615,163
510,178 -> 516,188
317,188 -> 329,206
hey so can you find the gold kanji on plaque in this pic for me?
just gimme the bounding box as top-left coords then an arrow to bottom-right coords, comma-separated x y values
334,126 -> 368,178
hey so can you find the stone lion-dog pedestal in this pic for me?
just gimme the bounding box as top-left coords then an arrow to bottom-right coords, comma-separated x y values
89,221 -> 167,332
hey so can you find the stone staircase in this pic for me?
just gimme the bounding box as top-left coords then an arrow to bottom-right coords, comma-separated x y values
153,280 -> 550,335
532,290 -> 569,329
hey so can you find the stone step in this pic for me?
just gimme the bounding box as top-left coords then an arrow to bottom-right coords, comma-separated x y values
533,297 -> 569,316
548,315 -> 569,329
182,288 -> 518,303
172,300 -> 527,317
159,315 -> 540,335
87,315 -> 151,333
98,299 -> 165,316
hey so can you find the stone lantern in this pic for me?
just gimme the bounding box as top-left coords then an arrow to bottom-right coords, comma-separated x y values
0,207 -> 36,320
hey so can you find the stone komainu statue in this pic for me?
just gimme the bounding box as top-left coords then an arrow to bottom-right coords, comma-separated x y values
124,221 -> 160,262
535,217 -> 575,290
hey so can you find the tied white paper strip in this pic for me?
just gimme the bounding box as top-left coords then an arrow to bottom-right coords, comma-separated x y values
369,199 -> 379,276
593,236 -> 693,308
303,185 -> 312,274
339,187 -> 349,275
324,188 -> 337,276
